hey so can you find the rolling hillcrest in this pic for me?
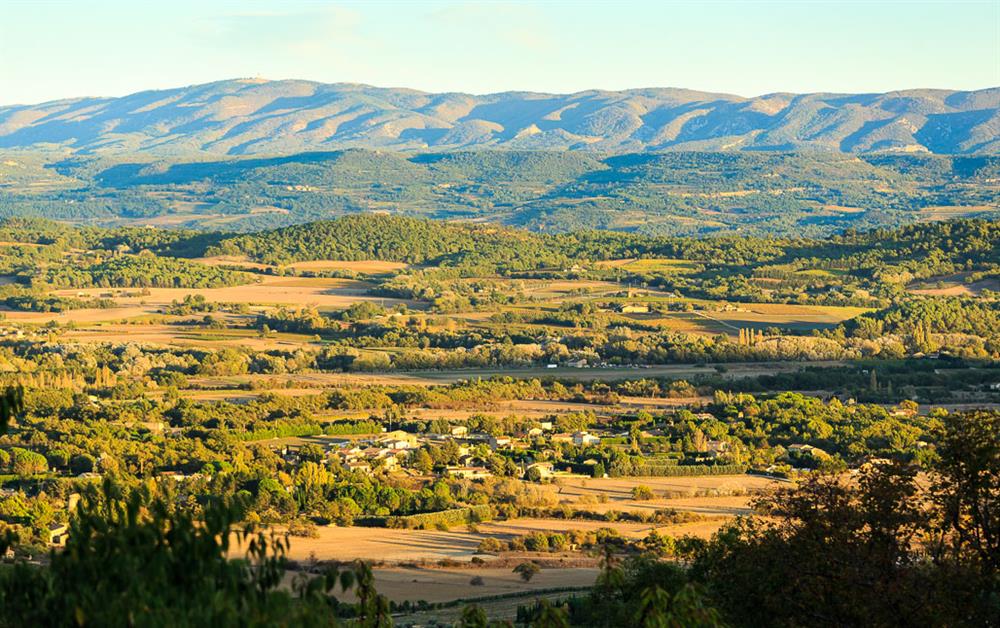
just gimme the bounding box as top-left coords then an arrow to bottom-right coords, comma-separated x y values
1,79 -> 999,155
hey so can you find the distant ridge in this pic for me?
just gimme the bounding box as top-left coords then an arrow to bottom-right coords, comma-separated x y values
1,79 -> 998,155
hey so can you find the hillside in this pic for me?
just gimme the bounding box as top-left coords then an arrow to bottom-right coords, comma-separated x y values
2,150 -> 998,237
1,79 -> 998,155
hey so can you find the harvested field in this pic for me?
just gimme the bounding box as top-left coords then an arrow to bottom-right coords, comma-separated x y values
61,324 -> 321,350
286,260 -> 409,273
336,566 -> 597,605
909,273 -> 1000,296
0,305 -> 151,324
554,475 -> 782,502
918,205 -> 999,221
278,527 -> 485,563
192,255 -> 273,270
51,276 -> 400,308
10,276 -> 417,325
259,476 -> 781,566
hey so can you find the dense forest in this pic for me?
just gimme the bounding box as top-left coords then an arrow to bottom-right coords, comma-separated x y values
2,150 -> 997,235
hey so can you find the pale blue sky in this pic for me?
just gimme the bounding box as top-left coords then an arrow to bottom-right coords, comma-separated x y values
2,0 -> 998,105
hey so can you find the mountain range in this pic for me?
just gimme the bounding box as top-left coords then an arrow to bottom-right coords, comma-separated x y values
1,79 -> 998,156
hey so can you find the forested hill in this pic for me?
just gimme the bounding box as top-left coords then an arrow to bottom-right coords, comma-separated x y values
4,214 -> 997,273
2,79 -> 999,155
204,215 -> 1000,273
3,150 -> 998,237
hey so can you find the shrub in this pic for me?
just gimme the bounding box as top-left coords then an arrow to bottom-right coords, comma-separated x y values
524,532 -> 549,552
513,561 -> 540,582
631,485 -> 655,500
477,537 -> 503,553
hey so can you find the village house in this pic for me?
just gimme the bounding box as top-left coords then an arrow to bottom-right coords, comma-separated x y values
573,431 -> 601,446
458,454 -> 484,467
379,438 -> 414,450
705,440 -> 729,455
345,461 -> 372,474
618,303 -> 650,314
788,443 -> 828,458
487,435 -> 512,449
379,430 -> 418,446
446,466 -> 493,480
333,445 -> 365,464
525,461 -> 555,479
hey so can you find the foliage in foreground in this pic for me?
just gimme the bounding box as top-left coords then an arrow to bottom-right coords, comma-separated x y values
570,410 -> 1000,628
0,480 -> 390,627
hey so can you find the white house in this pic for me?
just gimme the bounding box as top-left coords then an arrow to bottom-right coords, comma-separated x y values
573,431 -> 601,447
488,435 -> 511,449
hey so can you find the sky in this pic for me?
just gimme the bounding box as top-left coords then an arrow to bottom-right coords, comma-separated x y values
2,0 -> 998,105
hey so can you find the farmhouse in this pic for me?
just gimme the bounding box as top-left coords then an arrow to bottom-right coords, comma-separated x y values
376,431 -> 416,450
573,431 -> 601,446
345,461 -> 372,474
487,435 -> 511,449
618,303 -> 650,314
706,440 -> 729,454
788,444 -> 829,458
446,466 -> 492,479
525,462 -> 555,479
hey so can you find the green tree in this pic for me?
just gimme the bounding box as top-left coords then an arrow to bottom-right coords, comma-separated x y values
0,480 -> 371,626
930,410 -> 1000,574
458,604 -> 488,628
513,561 -> 540,582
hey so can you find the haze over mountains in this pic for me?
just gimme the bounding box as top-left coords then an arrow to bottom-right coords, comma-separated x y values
1,79 -> 998,156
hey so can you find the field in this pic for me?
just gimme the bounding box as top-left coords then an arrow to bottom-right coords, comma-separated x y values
0,275 -> 417,327
195,256 -> 410,275
595,258 -> 700,273
342,566 -> 597,605
908,273 -> 1000,297
247,473 -> 781,608
49,275 -> 407,309
703,303 -> 872,333
636,303 -> 869,336
234,472 -> 786,612
286,260 -> 410,274
917,205 -> 1000,221
274,474 -> 780,566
